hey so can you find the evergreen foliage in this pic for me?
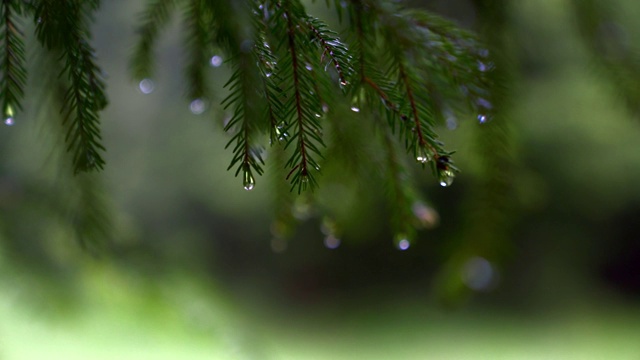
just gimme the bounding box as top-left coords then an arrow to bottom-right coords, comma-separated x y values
1,0 -> 638,252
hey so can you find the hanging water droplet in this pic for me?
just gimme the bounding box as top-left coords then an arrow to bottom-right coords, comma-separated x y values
305,63 -> 313,71
322,103 -> 329,113
275,122 -> 289,142
350,106 -> 360,113
243,170 -> 255,191
394,234 -> 410,251
446,114 -> 458,130
210,55 -> 223,67
190,98 -> 206,114
138,78 -> 155,94
4,104 -> 14,126
314,113 -> 321,118
416,146 -> 433,164
340,80 -> 348,86
292,197 -> 312,220
477,114 -> 490,124
412,202 -> 440,229
462,256 -> 497,291
324,234 -> 341,249
265,72 -> 273,77
439,169 -> 455,187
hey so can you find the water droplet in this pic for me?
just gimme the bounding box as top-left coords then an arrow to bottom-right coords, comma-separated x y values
395,235 -> 410,251
314,113 -> 321,118
476,97 -> 493,109
446,116 -> 458,130
340,80 -> 348,86
477,114 -> 490,124
412,202 -> 439,228
210,55 -> 223,67
37,17 -> 42,24
4,117 -> 14,126
462,256 -> 497,291
275,122 -> 289,141
243,170 -> 255,191
265,72 -> 273,78
439,169 -> 455,187
322,104 -> 329,113
416,146 -> 433,164
350,106 -> 360,113
138,78 -> 155,94
324,234 -> 341,249
305,63 -> 313,71
478,60 -> 495,72
292,198 -> 312,220
190,98 -> 206,114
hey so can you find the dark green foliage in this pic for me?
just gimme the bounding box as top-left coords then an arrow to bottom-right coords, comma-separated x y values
130,0 -> 177,81
34,0 -> 108,173
0,1 -> 26,121
15,0 -> 637,254
571,0 -> 640,116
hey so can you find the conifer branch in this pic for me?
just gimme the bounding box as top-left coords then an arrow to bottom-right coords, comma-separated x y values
131,0 -> 177,81
183,0 -> 212,100
0,0 -> 26,120
36,0 -> 108,173
276,2 -> 327,193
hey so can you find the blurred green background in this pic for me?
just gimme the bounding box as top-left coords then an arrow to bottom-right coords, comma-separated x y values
1,0 -> 640,359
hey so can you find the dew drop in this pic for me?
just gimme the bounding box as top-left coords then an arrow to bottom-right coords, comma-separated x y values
322,103 -> 329,113
439,169 -> 455,187
350,106 -> 360,113
314,113 -> 321,118
138,78 -> 155,94
416,146 -> 433,164
305,63 -> 313,71
395,235 -> 410,251
4,117 -> 14,126
476,97 -> 493,110
412,202 -> 439,228
190,98 -> 207,114
446,116 -> 458,130
243,170 -> 255,191
324,234 -> 341,249
340,80 -> 348,86
462,256 -> 497,291
210,55 -> 223,67
477,114 -> 490,124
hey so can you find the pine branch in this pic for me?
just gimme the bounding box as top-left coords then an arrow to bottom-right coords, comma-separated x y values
0,0 -> 26,122
35,0 -> 108,173
130,0 -> 177,81
182,0 -> 213,100
222,58 -> 266,191
571,0 -> 640,116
